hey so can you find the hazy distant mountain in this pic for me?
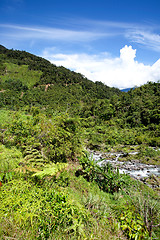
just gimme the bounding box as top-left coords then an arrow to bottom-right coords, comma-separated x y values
121,88 -> 132,92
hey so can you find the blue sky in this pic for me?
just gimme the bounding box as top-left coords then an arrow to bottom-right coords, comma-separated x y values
0,0 -> 160,89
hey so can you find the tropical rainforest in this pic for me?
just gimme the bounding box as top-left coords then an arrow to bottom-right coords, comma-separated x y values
0,44 -> 160,240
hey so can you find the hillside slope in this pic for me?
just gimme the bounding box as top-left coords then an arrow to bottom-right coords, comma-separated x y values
0,45 -> 160,240
0,45 -> 121,112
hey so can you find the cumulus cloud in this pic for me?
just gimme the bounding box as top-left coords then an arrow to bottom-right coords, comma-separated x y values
42,45 -> 160,89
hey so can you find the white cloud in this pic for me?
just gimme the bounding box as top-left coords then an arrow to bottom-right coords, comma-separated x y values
49,18 -> 160,52
42,45 -> 160,89
1,22 -> 160,89
1,21 -> 160,52
126,30 -> 160,52
0,24 -> 107,42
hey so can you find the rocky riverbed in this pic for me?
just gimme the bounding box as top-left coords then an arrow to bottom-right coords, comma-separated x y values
90,150 -> 160,189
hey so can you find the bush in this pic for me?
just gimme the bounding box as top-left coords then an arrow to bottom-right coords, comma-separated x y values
0,179 -> 90,239
0,144 -> 22,182
77,152 -> 129,194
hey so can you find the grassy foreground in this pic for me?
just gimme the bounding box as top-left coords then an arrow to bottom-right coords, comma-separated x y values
0,144 -> 160,240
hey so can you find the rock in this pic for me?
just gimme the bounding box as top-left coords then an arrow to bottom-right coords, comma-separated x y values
122,152 -> 129,157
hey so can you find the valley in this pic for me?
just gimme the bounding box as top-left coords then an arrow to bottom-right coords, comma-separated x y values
0,45 -> 160,240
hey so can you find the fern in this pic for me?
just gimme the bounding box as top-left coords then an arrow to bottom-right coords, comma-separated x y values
0,144 -> 22,181
15,165 -> 40,174
32,162 -> 68,179
23,147 -> 48,168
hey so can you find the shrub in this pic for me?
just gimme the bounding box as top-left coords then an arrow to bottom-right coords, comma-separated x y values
0,179 -> 90,239
0,144 -> 22,182
77,152 -> 129,194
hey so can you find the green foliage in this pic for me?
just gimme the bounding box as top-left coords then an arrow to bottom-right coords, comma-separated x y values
133,145 -> 160,165
0,109 -> 13,131
117,82 -> 160,129
1,111 -> 84,163
78,152 -> 128,194
138,145 -> 160,158
110,179 -> 160,240
3,112 -> 41,148
0,47 -> 159,151
0,144 -> 22,182
118,204 -> 149,239
0,45 -> 160,240
32,162 -> 68,179
0,179 -> 90,239
0,47 -> 121,112
130,192 -> 160,238
23,147 -> 48,168
38,114 -> 84,162
2,78 -> 28,91
0,62 -> 42,88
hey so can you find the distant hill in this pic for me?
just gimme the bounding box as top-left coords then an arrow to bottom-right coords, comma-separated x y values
116,81 -> 160,128
0,45 -> 121,94
0,45 -> 159,133
0,45 -> 122,112
121,88 -> 132,92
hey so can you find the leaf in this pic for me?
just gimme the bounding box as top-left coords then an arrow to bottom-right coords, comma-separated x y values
32,163 -> 68,179
121,224 -> 128,230
0,172 -> 4,181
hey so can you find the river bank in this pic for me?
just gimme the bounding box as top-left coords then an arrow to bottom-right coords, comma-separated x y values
89,147 -> 160,191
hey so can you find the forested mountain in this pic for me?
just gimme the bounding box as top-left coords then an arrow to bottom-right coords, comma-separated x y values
0,45 -> 160,240
117,82 -> 160,127
0,45 -> 159,128
0,45 -> 160,148
0,45 -> 121,112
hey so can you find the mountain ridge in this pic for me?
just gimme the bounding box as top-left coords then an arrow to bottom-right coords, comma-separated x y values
0,44 -> 122,112
0,45 -> 120,92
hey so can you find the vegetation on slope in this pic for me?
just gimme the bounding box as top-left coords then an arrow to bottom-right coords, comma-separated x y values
0,45 -> 160,239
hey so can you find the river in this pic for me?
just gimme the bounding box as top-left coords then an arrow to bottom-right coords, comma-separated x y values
90,150 -> 160,180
